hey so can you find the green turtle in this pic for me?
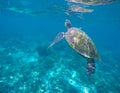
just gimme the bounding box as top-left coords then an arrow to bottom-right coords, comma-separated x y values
48,19 -> 100,75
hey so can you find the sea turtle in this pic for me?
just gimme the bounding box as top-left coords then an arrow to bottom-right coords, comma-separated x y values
48,19 -> 100,75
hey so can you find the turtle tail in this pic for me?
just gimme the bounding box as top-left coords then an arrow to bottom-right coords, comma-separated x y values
86,58 -> 95,75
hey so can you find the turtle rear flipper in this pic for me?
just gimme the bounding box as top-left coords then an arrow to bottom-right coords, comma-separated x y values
86,58 -> 95,75
48,32 -> 64,48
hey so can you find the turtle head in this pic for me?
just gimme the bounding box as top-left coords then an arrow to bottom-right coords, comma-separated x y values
65,19 -> 72,29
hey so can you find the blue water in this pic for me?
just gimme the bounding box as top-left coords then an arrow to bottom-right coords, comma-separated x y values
0,0 -> 120,93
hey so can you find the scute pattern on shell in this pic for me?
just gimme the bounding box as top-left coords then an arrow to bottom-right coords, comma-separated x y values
65,27 -> 99,59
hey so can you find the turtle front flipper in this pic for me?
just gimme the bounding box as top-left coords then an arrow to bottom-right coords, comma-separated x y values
48,32 -> 65,48
86,58 -> 95,75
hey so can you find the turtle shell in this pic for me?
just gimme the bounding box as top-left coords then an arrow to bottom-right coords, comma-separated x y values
65,27 -> 99,59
